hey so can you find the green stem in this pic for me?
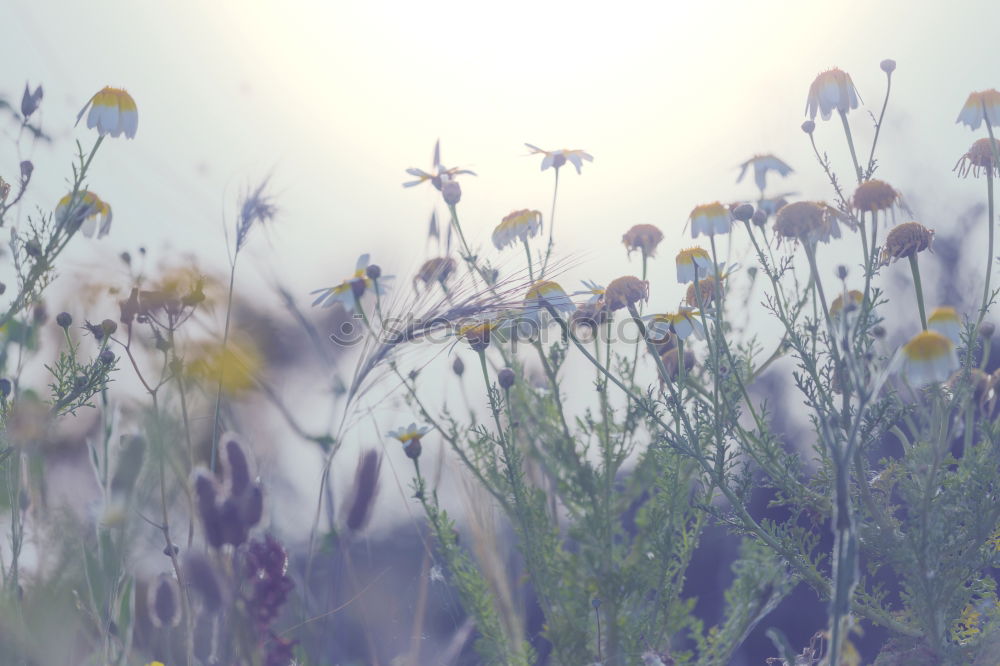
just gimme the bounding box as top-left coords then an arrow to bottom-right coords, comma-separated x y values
839,108 -> 863,184
210,258 -> 239,471
865,72 -> 893,177
908,253 -> 928,330
523,236 -> 535,284
540,168 -> 560,278
981,170 -> 995,322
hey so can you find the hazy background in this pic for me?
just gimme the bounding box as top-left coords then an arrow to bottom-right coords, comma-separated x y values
3,0 -> 1000,533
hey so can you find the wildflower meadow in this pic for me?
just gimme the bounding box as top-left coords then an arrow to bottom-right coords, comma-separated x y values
3,56 -> 1000,666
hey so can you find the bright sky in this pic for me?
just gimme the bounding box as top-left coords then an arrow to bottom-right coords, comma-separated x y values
4,0 -> 1000,531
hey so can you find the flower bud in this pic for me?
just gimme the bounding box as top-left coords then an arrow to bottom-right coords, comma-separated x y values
148,574 -> 181,628
452,356 -> 465,377
24,239 -> 41,258
56,312 -> 72,328
872,325 -> 886,339
498,367 -> 516,390
980,322 -> 996,339
99,349 -> 115,365
101,319 -> 118,336
880,59 -> 896,74
20,160 -> 33,183
0,379 -> 11,397
836,265 -> 848,280
801,120 -> 816,134
441,179 -> 462,206
366,264 -> 382,280
223,436 -> 251,496
350,277 -> 367,299
731,203 -> 754,222
405,438 -> 422,460
751,210 -> 768,227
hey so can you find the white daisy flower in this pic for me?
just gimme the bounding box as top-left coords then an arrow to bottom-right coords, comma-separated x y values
688,203 -> 731,238
524,143 -> 593,174
75,86 -> 138,139
956,89 -> 1000,131
310,254 -> 390,312
898,330 -> 958,387
492,209 -> 543,250
645,310 -> 706,342
56,190 -> 112,238
675,247 -> 712,283
805,68 -> 859,121
736,154 -> 793,192
928,307 -> 962,346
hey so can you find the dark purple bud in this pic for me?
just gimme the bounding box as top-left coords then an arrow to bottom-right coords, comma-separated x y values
751,210 -> 768,227
163,544 -> 179,557
73,375 -> 88,390
193,470 -> 224,548
101,319 -> 118,336
241,484 -> 264,529
441,179 -> 461,206
346,450 -> 381,533
801,120 -> 816,134
119,251 -> 132,266
20,161 -> 33,183
99,349 -> 115,365
148,575 -> 181,628
20,83 -> 43,119
24,239 -> 41,258
192,612 -> 217,662
452,355 -> 464,377
224,436 -> 251,496
836,265 -> 849,280
732,203 -> 754,222
497,367 -> 515,390
880,59 -> 896,74
220,496 -> 249,546
0,379 -> 11,397
185,553 -> 223,613
980,322 -> 995,339
404,439 -> 422,460
56,312 -> 72,328
365,264 -> 382,280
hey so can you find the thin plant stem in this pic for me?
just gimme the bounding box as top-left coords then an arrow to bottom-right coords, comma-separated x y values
908,253 -> 928,330
540,168 -> 560,278
523,236 -> 535,284
210,259 -> 239,471
866,71 -> 893,176
839,108 -> 863,185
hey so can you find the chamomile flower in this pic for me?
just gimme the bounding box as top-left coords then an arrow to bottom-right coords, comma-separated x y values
830,290 -> 863,319
645,310 -> 705,342
403,140 -> 476,190
457,321 -> 497,352
852,179 -> 903,214
736,154 -> 793,192
773,201 -> 844,245
675,247 -> 712,283
622,224 -> 664,258
524,143 -> 593,174
75,86 -> 138,139
415,257 -> 457,289
602,276 -> 649,312
523,281 -> 575,317
492,209 -> 543,250
956,89 -> 1000,131
928,306 -> 962,346
898,330 -> 958,387
311,254 -> 389,312
688,202 -> 731,238
954,138 -> 1000,178
388,423 -> 430,459
880,222 -> 934,265
579,280 -> 605,304
805,68 -> 859,121
56,190 -> 112,238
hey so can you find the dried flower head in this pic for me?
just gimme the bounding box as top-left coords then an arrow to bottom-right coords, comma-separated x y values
805,68 -> 859,121
235,179 -> 277,252
736,154 -> 793,192
881,222 -> 934,264
415,257 -> 457,287
774,201 -> 844,245
954,138 -> 1000,178
852,179 -> 901,213
688,202 -> 731,238
956,89 -> 1000,131
75,86 -> 138,138
686,274 -> 725,308
525,143 -> 593,173
622,224 -> 664,258
602,276 -> 649,312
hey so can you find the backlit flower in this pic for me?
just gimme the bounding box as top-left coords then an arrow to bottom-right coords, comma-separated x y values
75,86 -> 138,139
388,423 -> 430,459
622,224 -> 664,258
645,310 -> 705,342
688,202 -> 731,238
956,89 -> 1000,131
675,247 -> 712,283
830,290 -> 863,319
311,254 -> 389,312
523,280 -> 575,318
805,68 -> 859,121
403,140 -> 476,190
736,154 -> 793,191
928,306 -> 962,346
880,222 -> 934,264
954,138 -> 1000,178
852,179 -> 901,213
55,190 -> 112,238
492,209 -> 543,250
525,143 -> 593,174
602,276 -> 649,311
899,330 -> 957,387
